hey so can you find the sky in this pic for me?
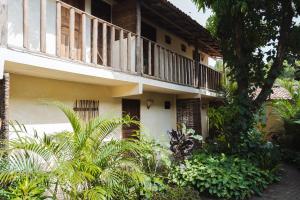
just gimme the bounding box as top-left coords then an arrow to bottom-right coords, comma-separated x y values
167,0 -> 211,27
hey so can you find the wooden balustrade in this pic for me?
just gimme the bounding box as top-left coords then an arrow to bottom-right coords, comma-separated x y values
17,0 -> 222,91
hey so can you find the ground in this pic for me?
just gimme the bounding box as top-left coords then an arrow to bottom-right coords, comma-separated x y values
251,164 -> 300,200
202,164 -> 300,200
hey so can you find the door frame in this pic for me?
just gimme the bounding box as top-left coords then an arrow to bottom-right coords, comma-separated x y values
122,99 -> 141,139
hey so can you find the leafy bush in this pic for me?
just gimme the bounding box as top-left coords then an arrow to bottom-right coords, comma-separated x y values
0,102 -> 152,199
152,186 -> 202,200
170,153 -> 279,200
168,124 -> 203,161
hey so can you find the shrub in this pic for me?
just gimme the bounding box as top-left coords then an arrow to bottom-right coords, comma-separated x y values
170,153 -> 279,200
152,186 -> 202,200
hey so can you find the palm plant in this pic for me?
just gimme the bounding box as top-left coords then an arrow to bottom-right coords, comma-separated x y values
0,102 -> 150,200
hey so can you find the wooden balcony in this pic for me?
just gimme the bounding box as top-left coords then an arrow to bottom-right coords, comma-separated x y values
7,0 -> 222,92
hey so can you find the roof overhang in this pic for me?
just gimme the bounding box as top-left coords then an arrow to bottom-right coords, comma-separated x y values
141,0 -> 222,57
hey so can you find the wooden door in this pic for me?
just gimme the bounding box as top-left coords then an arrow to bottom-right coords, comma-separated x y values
61,0 -> 85,60
122,99 -> 140,139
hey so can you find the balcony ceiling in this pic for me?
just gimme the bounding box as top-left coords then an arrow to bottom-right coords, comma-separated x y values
141,0 -> 222,58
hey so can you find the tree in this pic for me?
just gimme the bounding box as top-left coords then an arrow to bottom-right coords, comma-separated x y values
193,0 -> 300,143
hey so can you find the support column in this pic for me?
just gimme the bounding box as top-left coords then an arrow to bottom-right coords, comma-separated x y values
135,0 -> 142,74
0,0 -> 8,47
193,45 -> 200,88
0,73 -> 9,149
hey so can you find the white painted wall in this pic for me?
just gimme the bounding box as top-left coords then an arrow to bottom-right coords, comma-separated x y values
9,74 -> 176,145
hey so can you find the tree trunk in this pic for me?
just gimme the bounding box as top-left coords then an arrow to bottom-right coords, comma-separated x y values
0,73 -> 9,150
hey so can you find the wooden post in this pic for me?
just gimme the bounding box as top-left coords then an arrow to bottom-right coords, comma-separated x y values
119,29 -> 124,70
81,13 -> 86,62
127,32 -> 131,71
148,41 -> 151,75
135,0 -> 142,74
140,37 -> 143,73
0,73 -> 9,150
40,0 -> 46,53
110,26 -> 115,67
154,44 -> 159,77
0,0 -> 8,47
69,8 -> 75,59
56,2 -> 61,57
92,18 -> 98,64
102,23 -> 107,66
23,0 -> 29,48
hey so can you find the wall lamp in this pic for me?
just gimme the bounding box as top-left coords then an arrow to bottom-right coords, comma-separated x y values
146,99 -> 154,109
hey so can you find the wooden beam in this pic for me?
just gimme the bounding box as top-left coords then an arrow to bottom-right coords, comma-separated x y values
81,13 -> 86,62
69,8 -> 75,59
102,23 -> 107,66
92,18 -> 98,64
110,26 -> 115,67
56,2 -> 61,57
23,0 -> 29,48
127,32 -> 131,71
0,0 -> 8,46
40,0 -> 46,53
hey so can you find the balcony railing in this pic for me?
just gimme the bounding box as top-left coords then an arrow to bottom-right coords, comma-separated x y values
7,0 -> 222,92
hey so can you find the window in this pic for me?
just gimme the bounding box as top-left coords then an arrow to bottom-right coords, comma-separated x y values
181,44 -> 187,52
73,100 -> 99,121
165,35 -> 172,44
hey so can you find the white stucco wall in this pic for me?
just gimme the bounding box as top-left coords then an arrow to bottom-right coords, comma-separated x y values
9,74 -> 176,145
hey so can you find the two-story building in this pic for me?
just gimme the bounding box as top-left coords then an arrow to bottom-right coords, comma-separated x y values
0,0 -> 222,145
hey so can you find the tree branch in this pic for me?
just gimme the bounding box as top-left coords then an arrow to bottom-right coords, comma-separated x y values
254,0 -> 294,108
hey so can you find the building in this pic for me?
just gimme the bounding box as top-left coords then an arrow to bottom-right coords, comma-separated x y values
0,0 -> 222,145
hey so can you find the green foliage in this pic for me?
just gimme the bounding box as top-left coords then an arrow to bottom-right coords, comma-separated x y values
152,186 -> 201,200
193,0 -> 300,139
272,79 -> 300,151
0,102 -> 155,200
170,153 -> 279,200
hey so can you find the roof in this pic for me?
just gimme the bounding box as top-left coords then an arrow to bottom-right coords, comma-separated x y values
141,0 -> 222,57
255,85 -> 292,100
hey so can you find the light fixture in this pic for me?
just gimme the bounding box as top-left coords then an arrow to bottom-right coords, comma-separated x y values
146,99 -> 154,109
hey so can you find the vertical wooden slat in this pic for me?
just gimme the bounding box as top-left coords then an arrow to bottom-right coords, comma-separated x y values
169,51 -> 173,82
40,0 -> 46,52
92,18 -> 98,64
102,23 -> 107,66
140,37 -> 143,73
56,2 -> 61,56
173,54 -> 177,83
160,47 -> 164,79
165,49 -> 168,81
177,56 -> 181,84
154,44 -> 159,77
23,0 -> 29,48
206,67 -> 208,89
148,41 -> 151,75
69,8 -> 75,59
127,32 -> 131,71
119,29 -> 124,70
110,26 -> 115,67
81,13 -> 86,62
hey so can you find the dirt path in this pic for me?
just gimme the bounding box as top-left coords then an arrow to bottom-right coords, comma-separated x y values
251,164 -> 300,200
